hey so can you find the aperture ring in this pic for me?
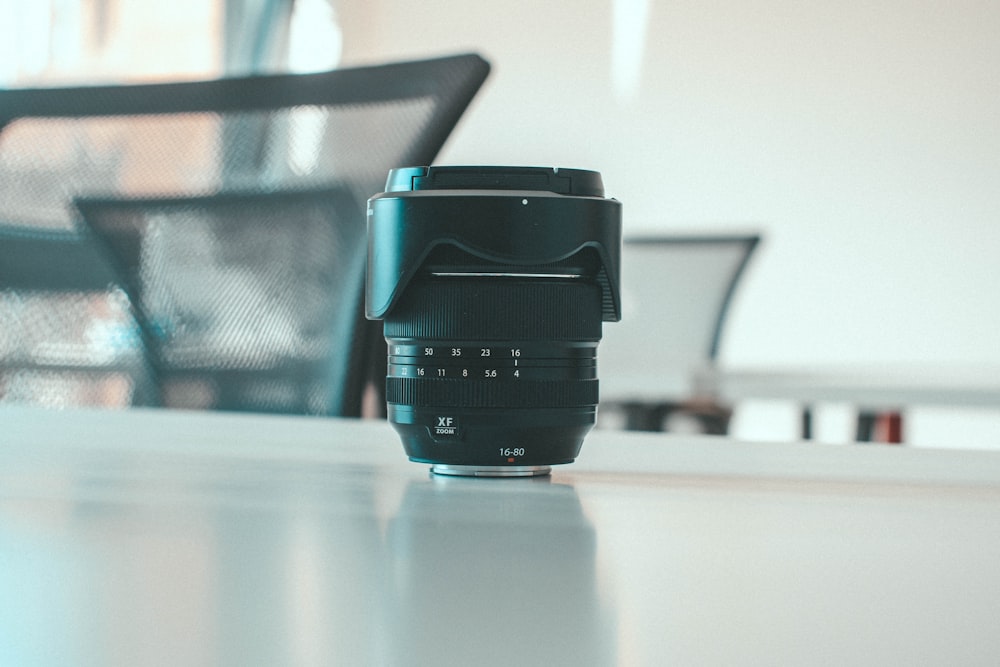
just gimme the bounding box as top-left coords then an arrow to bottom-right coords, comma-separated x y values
386,377 -> 599,408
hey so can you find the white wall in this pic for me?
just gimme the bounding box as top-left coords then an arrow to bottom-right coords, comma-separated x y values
338,0 -> 1000,370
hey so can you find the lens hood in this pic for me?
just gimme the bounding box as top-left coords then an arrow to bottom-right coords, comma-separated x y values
366,166 -> 622,322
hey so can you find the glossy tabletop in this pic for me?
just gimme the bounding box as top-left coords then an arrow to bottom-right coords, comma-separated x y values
3,406 -> 1000,666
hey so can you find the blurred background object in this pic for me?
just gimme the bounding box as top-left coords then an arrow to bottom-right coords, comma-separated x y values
2,0 -> 999,446
0,0 -> 344,85
1,40 -> 489,413
0,229 -> 155,407
598,234 -> 760,434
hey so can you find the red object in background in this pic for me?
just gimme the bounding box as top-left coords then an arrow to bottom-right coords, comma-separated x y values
875,412 -> 904,444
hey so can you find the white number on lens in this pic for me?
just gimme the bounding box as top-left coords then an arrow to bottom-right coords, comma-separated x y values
500,448 -> 526,457
511,348 -> 521,357
513,370 -> 520,378
463,369 -> 468,377
424,347 -> 434,356
485,369 -> 497,378
418,368 -> 425,376
480,348 -> 491,357
438,368 -> 446,377
451,348 -> 461,356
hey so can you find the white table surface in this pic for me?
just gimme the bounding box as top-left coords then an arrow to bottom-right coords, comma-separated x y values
705,365 -> 1000,410
3,406 -> 1000,666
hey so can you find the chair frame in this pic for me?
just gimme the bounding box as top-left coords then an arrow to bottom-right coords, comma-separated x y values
0,53 -> 489,163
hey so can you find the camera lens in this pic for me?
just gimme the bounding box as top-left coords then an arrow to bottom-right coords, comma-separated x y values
367,166 -> 621,476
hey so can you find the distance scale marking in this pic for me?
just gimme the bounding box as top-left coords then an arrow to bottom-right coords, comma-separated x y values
389,343 -> 596,359
388,363 -> 594,381
388,342 -> 597,382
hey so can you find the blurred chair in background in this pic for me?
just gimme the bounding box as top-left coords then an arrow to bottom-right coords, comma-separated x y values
0,52 -> 491,414
76,187 -> 364,415
598,234 -> 760,433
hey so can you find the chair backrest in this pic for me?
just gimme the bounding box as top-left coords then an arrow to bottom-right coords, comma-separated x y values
598,234 -> 760,402
0,53 -> 491,414
76,187 -> 365,414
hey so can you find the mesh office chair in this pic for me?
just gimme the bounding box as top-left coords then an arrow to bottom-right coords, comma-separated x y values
598,234 -> 760,433
0,53 -> 491,414
76,187 -> 364,414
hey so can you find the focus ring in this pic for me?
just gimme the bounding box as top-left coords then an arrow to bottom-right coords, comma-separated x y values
386,377 -> 598,408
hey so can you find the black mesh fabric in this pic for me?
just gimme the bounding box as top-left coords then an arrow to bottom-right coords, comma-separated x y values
78,188 -> 366,414
0,53 -> 491,413
0,103 -> 438,231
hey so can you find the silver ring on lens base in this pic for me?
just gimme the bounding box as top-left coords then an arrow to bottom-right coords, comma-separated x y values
430,464 -> 552,478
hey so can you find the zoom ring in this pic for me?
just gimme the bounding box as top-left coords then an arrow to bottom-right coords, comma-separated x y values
386,377 -> 599,409
383,278 -> 603,340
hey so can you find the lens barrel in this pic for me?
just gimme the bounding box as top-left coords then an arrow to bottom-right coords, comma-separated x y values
366,166 -> 621,476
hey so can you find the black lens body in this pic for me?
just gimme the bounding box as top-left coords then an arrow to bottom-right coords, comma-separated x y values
366,166 -> 621,475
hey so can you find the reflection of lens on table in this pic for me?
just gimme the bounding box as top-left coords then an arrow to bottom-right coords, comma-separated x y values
384,476 -> 614,665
